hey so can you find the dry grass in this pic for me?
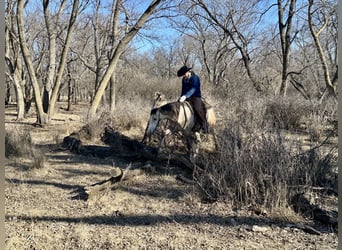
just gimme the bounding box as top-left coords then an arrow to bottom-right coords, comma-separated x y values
5,126 -> 32,158
6,126 -> 45,169
192,94 -> 337,211
5,97 -> 337,249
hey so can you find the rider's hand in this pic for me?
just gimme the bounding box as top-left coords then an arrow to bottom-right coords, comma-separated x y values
179,95 -> 186,103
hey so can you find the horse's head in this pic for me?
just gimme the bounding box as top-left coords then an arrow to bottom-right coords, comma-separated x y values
152,92 -> 167,109
142,108 -> 160,143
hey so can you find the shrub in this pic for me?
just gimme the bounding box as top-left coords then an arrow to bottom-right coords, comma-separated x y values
112,98 -> 149,132
5,126 -> 46,169
5,126 -> 32,158
194,123 -> 337,209
85,98 -> 152,141
84,110 -> 113,142
264,97 -> 309,130
193,94 -> 337,210
31,149 -> 45,169
116,74 -> 179,103
303,99 -> 338,141
195,125 -> 291,208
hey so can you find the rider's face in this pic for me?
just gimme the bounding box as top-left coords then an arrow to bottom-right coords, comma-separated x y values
183,71 -> 191,79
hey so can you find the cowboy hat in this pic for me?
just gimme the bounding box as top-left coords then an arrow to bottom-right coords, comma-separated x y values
177,66 -> 192,77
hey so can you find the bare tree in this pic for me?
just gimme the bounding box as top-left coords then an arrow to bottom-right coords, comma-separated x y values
277,0 -> 297,97
308,0 -> 337,99
193,0 -> 262,92
149,46 -> 176,79
17,0 -> 48,123
47,0 -> 83,119
16,0 -> 85,124
72,0 -> 125,112
173,3 -> 233,85
87,0 -> 163,119
42,0 -> 67,97
5,0 -> 25,120
65,55 -> 78,110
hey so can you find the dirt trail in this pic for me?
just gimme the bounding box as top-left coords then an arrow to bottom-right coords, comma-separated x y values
5,104 -> 337,249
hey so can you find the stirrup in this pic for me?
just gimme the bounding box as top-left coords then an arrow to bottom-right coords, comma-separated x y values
201,125 -> 209,134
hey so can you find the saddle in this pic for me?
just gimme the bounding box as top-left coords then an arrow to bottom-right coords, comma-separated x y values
185,98 -> 210,133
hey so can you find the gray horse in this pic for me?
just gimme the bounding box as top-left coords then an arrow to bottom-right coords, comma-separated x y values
142,98 -> 216,157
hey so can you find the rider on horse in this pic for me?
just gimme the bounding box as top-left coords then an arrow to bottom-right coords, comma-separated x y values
177,66 -> 209,133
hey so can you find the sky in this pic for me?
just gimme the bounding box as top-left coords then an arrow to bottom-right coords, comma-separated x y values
18,0 -> 292,56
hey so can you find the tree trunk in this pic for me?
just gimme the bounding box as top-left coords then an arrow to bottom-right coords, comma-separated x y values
308,0 -> 337,99
5,82 -> 11,106
74,79 -> 78,104
277,0 -> 296,97
43,0 -> 63,95
17,0 -> 48,124
12,74 -> 25,120
87,0 -> 162,119
6,0 -> 30,120
110,73 -> 116,113
47,0 -> 79,119
67,76 -> 72,111
24,83 -> 32,115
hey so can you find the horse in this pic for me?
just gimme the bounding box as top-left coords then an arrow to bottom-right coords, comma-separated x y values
142,98 -> 216,157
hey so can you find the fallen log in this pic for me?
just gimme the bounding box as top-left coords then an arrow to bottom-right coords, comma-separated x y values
62,132 -> 82,153
70,167 -> 123,201
62,125 -> 195,169
84,167 -> 123,198
291,192 -> 338,228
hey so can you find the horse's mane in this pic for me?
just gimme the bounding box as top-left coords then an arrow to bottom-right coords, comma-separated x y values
157,102 -> 180,120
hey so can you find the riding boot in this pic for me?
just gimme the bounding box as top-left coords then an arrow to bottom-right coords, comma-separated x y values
202,121 -> 209,134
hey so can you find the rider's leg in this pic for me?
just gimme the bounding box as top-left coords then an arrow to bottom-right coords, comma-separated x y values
189,97 -> 208,133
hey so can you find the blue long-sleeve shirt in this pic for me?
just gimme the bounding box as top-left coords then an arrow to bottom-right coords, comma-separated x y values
181,72 -> 202,98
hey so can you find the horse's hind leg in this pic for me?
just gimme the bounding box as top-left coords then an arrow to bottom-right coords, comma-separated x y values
157,135 -> 166,155
210,128 -> 219,151
188,132 -> 201,162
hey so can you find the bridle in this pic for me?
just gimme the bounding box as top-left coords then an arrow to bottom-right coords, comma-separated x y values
148,101 -> 194,136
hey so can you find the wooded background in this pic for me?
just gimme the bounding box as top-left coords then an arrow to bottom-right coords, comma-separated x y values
5,0 -> 337,124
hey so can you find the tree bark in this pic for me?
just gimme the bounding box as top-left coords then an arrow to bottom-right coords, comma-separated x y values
17,0 -> 47,124
110,73 -> 116,113
9,73 -> 25,120
43,0 -> 66,95
277,0 -> 296,97
308,0 -> 337,99
48,0 -> 80,119
109,0 -> 122,113
5,0 -> 25,119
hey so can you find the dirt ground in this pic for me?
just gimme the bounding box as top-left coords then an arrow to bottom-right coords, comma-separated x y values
5,103 -> 338,249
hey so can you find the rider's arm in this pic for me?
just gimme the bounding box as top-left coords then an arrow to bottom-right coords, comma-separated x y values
183,75 -> 199,98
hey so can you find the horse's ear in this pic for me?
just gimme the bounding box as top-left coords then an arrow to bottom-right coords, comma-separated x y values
154,92 -> 161,98
154,91 -> 166,101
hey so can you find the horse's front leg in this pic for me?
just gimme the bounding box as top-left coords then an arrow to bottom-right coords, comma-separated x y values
141,120 -> 152,144
158,128 -> 171,155
142,131 -> 151,144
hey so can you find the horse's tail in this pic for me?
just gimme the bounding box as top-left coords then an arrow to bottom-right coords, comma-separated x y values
202,98 -> 216,127
206,107 -> 216,127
